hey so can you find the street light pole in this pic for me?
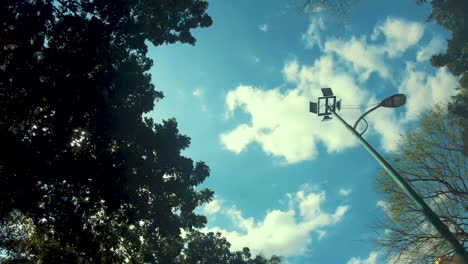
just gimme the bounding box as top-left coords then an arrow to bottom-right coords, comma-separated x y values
328,106 -> 468,264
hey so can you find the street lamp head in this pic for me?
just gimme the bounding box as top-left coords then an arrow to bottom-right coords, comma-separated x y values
379,94 -> 406,108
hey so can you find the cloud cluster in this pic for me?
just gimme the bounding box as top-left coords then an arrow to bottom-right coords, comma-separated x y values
416,36 -> 445,62
398,63 -> 457,121
204,186 -> 348,257
221,55 -> 366,163
325,36 -> 389,80
372,17 -> 425,57
339,188 -> 352,196
347,251 -> 379,264
377,200 -> 391,216
302,17 -> 325,49
203,199 -> 222,216
325,17 -> 424,81
220,16 -> 458,163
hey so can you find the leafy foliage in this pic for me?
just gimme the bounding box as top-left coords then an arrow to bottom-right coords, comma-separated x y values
375,105 -> 467,263
0,0 -> 216,262
178,230 -> 283,264
295,0 -> 359,22
416,0 -> 468,154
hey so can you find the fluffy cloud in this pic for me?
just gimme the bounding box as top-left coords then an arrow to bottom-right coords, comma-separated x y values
316,230 -> 327,240
416,36 -> 445,62
339,188 -> 352,196
365,63 -> 457,151
377,200 -> 390,216
399,63 -> 457,121
325,18 -> 424,81
372,17 -> 425,57
221,16 -> 455,162
282,59 -> 299,83
203,199 -> 222,216
366,100 -> 402,152
221,55 -> 367,163
192,88 -> 203,97
204,186 -> 349,257
347,251 -> 379,264
325,36 -> 389,80
302,17 -> 325,49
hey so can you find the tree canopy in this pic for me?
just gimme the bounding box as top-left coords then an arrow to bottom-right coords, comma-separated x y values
375,105 -> 467,263
0,0 -> 258,262
0,1 -> 285,262
416,0 -> 468,154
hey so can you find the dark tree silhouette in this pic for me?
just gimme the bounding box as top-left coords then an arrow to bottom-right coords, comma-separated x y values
416,0 -> 468,154
0,0 -> 215,262
178,230 -> 282,264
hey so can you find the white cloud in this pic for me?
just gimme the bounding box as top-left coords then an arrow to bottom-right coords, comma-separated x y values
316,230 -> 327,240
302,17 -> 325,49
377,200 -> 390,216
282,59 -> 299,83
324,18 -> 424,81
222,16 -> 454,163
203,199 -> 222,216
259,24 -> 269,32
347,251 -> 379,264
204,185 -> 349,257
325,36 -> 389,80
221,55 -> 368,164
192,88 -> 203,97
366,100 -> 402,152
339,188 -> 352,196
416,36 -> 445,62
373,17 -> 425,57
399,63 -> 457,121
365,63 -> 456,151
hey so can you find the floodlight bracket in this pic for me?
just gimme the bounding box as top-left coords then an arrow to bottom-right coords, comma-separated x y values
310,88 -> 341,121
317,96 -> 336,116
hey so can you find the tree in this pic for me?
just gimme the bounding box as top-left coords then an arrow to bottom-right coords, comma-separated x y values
416,0 -> 468,154
178,230 -> 282,264
0,0 -> 214,262
294,0 -> 359,21
374,105 -> 467,263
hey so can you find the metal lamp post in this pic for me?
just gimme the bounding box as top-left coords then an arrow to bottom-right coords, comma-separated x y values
310,88 -> 468,263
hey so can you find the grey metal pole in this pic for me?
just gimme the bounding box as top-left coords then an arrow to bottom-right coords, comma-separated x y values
328,106 -> 468,263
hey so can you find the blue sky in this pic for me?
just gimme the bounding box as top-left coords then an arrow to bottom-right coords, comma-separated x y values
147,0 -> 457,263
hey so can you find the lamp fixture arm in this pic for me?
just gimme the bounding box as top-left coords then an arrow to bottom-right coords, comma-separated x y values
353,104 -> 381,130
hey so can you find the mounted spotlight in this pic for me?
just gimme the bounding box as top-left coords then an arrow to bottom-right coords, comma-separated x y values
321,87 -> 334,96
310,102 -> 318,114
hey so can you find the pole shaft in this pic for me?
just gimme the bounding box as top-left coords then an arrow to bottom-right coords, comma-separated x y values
329,107 -> 468,263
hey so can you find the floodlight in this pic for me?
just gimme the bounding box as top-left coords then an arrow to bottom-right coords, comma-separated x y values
321,88 -> 334,97
309,102 -> 318,114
